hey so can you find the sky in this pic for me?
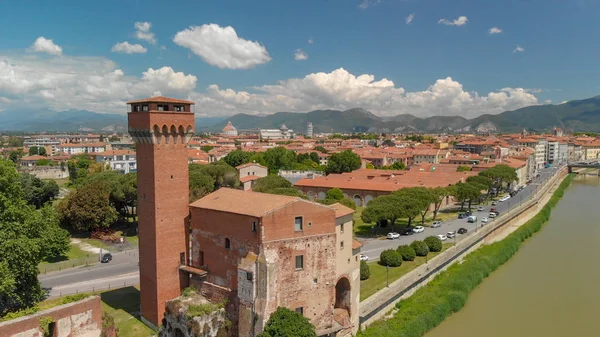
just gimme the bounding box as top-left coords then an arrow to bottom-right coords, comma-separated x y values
1,0 -> 599,119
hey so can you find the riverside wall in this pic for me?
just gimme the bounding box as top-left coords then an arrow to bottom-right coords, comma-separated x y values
359,167 -> 568,329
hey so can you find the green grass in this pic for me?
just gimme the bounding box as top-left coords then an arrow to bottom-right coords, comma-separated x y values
360,244 -> 452,301
38,243 -> 98,273
101,286 -> 155,337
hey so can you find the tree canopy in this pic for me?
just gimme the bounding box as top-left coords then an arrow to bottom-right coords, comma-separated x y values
58,181 -> 119,232
326,150 -> 361,174
19,173 -> 59,208
258,307 -> 317,337
28,146 -> 47,156
252,175 -> 292,193
0,158 -> 69,315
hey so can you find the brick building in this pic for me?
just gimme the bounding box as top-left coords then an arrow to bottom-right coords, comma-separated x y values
128,96 -> 360,336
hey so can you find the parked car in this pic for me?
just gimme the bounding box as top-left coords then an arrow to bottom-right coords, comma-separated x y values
489,212 -> 497,218
413,226 -> 425,233
465,210 -> 473,216
490,207 -> 497,213
387,232 -> 400,239
447,231 -> 456,238
499,195 -> 511,202
457,228 -> 468,234
477,206 -> 485,211
400,227 -> 415,236
467,215 -> 477,223
431,221 -> 443,228
360,254 -> 369,261
458,213 -> 467,219
481,217 -> 489,224
101,253 -> 112,263
491,201 -> 499,206
437,234 -> 448,241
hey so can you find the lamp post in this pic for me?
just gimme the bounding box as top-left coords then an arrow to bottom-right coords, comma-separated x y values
386,265 -> 390,287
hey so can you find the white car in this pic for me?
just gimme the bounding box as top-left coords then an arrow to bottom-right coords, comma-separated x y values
477,206 -> 485,211
387,232 -> 400,239
360,254 -> 369,261
431,221 -> 442,228
481,217 -> 489,224
489,212 -> 497,218
447,231 -> 456,239
491,201 -> 499,206
413,226 -> 425,233
499,195 -> 511,202
437,234 -> 448,241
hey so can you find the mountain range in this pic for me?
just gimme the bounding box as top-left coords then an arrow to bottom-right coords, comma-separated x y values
2,94 -> 600,133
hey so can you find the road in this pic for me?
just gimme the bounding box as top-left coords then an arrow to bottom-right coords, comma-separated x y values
40,249 -> 139,298
359,165 -> 562,261
40,164 -> 563,296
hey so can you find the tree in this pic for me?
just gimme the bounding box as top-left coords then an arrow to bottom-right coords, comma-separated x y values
258,307 -> 317,337
0,159 -> 69,314
58,181 -> 118,232
430,187 -> 451,221
479,165 -> 518,196
81,171 -> 137,218
253,175 -> 292,193
457,165 -> 471,172
28,146 -> 47,156
380,249 -> 402,267
263,147 -> 297,173
338,197 -> 356,210
397,245 -> 416,261
223,150 -> 253,167
360,260 -> 370,280
9,149 -> 24,163
200,145 -> 214,153
382,139 -> 395,147
7,136 -> 24,147
365,162 -> 375,169
262,187 -> 306,198
390,161 -> 406,170
325,188 -> 344,201
326,150 -> 361,174
398,187 -> 434,225
313,146 -> 328,153
190,162 -> 239,190
108,136 -> 121,142
189,171 -> 215,202
309,152 -> 320,164
466,175 -> 493,199
19,173 -> 59,208
453,182 -> 482,211
410,240 -> 429,257
424,236 -> 442,252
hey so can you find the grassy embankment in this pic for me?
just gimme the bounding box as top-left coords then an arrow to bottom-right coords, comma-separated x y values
360,243 -> 453,301
358,174 -> 573,337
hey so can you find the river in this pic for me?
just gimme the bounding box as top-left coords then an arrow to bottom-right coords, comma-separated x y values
426,175 -> 600,337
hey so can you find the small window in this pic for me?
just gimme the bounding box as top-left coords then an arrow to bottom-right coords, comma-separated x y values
340,241 -> 344,250
247,272 -> 253,281
142,105 -> 149,112
308,222 -> 312,228
180,252 -> 185,265
294,216 -> 303,232
295,255 -> 304,270
225,238 -> 231,249
251,221 -> 257,232
295,307 -> 304,315
340,223 -> 344,233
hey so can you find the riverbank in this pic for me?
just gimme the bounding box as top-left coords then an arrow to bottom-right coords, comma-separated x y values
358,173 -> 573,337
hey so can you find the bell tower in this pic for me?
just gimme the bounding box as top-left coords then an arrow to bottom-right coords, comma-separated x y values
127,96 -> 195,328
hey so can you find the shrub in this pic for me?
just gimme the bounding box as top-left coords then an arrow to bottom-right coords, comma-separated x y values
360,260 -> 371,280
397,245 -> 416,261
358,174 -> 573,337
379,249 -> 402,267
424,236 -> 443,252
410,240 -> 430,257
259,307 -> 317,337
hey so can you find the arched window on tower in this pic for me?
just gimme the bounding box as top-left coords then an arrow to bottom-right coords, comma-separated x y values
225,238 -> 231,249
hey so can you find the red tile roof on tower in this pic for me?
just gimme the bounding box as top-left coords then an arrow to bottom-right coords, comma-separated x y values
126,96 -> 195,105
329,203 -> 355,218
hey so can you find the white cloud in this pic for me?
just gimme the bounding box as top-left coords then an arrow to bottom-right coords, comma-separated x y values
30,37 -> 63,56
438,16 -> 468,26
134,22 -> 156,44
160,45 -> 167,50
294,49 -> 308,61
358,0 -> 380,9
111,41 -> 147,54
0,57 -> 539,119
406,14 -> 414,25
489,27 -> 503,34
544,100 -> 552,104
173,24 -> 271,69
308,38 -> 314,44
513,45 -> 525,53
0,96 -> 11,103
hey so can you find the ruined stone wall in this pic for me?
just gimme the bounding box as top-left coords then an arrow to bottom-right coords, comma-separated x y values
20,167 -> 69,179
160,295 -> 229,337
0,296 -> 102,337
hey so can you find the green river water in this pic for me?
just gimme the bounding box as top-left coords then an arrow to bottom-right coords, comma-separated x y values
426,175 -> 600,337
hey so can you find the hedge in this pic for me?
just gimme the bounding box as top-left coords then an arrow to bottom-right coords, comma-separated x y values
360,260 -> 371,280
396,245 -> 416,261
424,236 -> 443,252
410,240 -> 429,257
359,174 -> 573,337
380,249 -> 402,267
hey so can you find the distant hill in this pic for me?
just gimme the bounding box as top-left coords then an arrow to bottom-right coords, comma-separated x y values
3,94 -> 600,133
207,95 -> 600,133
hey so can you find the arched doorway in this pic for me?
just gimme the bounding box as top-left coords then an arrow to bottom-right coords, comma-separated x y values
353,195 -> 363,207
365,195 -> 373,205
318,191 -> 326,200
307,191 -> 315,201
334,277 -> 352,327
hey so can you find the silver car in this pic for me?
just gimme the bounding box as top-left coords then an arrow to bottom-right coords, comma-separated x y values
431,221 -> 442,228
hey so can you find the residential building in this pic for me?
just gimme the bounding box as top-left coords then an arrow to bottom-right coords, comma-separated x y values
236,162 -> 268,190
59,142 -> 108,155
534,139 -> 547,171
93,150 -> 137,173
23,137 -> 61,155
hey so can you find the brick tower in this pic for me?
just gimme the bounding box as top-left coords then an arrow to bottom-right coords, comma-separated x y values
127,96 -> 195,328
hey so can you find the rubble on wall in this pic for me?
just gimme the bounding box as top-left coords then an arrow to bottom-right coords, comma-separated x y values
159,290 -> 229,337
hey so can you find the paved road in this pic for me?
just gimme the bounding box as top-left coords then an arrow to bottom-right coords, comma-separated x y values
40,249 -> 139,297
360,165 -> 563,261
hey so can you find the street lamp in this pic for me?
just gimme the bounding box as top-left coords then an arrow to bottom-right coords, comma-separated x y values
386,265 -> 390,287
